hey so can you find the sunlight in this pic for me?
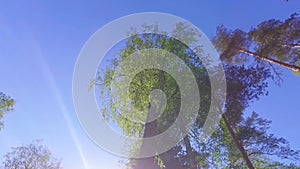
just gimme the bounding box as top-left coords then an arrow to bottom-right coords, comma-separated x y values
29,35 -> 90,169
39,55 -> 90,169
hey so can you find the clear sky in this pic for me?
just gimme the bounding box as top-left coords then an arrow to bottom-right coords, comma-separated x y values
0,1 -> 299,169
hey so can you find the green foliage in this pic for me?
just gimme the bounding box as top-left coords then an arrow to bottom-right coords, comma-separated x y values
94,22 -> 300,169
155,154 -> 166,169
97,26 -> 209,141
0,92 -> 15,130
2,140 -> 62,169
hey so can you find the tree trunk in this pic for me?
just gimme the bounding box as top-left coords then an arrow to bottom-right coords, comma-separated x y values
239,49 -> 300,72
222,113 -> 255,169
132,118 -> 160,169
183,135 -> 198,169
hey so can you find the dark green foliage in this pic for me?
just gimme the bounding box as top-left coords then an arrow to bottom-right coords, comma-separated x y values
95,23 -> 300,169
212,27 -> 250,63
213,13 -> 300,73
224,65 -> 271,125
238,112 -> 300,161
249,13 -> 300,63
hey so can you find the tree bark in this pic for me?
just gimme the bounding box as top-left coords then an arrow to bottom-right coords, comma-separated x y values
132,117 -> 160,169
283,43 -> 300,48
239,49 -> 300,72
222,113 -> 255,169
183,135 -> 198,169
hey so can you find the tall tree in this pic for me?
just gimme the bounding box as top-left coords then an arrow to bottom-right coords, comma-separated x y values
96,24 -> 212,169
0,92 -> 15,130
159,64 -> 300,169
211,13 -> 300,168
95,23 -> 300,169
212,13 -> 300,74
2,140 -> 62,169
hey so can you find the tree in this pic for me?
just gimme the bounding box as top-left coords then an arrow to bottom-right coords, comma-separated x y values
158,64 -> 300,169
212,13 -> 300,74
96,24 -> 212,169
0,92 -> 15,130
2,140 -> 62,169
95,23 -> 300,169
211,13 -> 300,168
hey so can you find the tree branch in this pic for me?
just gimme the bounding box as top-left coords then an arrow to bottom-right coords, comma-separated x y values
222,113 -> 255,169
282,43 -> 300,48
238,49 -> 300,72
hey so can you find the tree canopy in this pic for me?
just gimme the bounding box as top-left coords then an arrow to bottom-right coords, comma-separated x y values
212,13 -> 300,75
94,20 -> 300,169
2,140 -> 62,169
0,92 -> 15,130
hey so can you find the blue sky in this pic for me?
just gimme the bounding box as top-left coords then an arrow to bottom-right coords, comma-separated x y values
0,1 -> 300,169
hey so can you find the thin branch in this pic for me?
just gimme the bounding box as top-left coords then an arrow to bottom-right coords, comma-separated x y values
238,48 -> 300,72
282,43 -> 300,48
267,62 -> 283,85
